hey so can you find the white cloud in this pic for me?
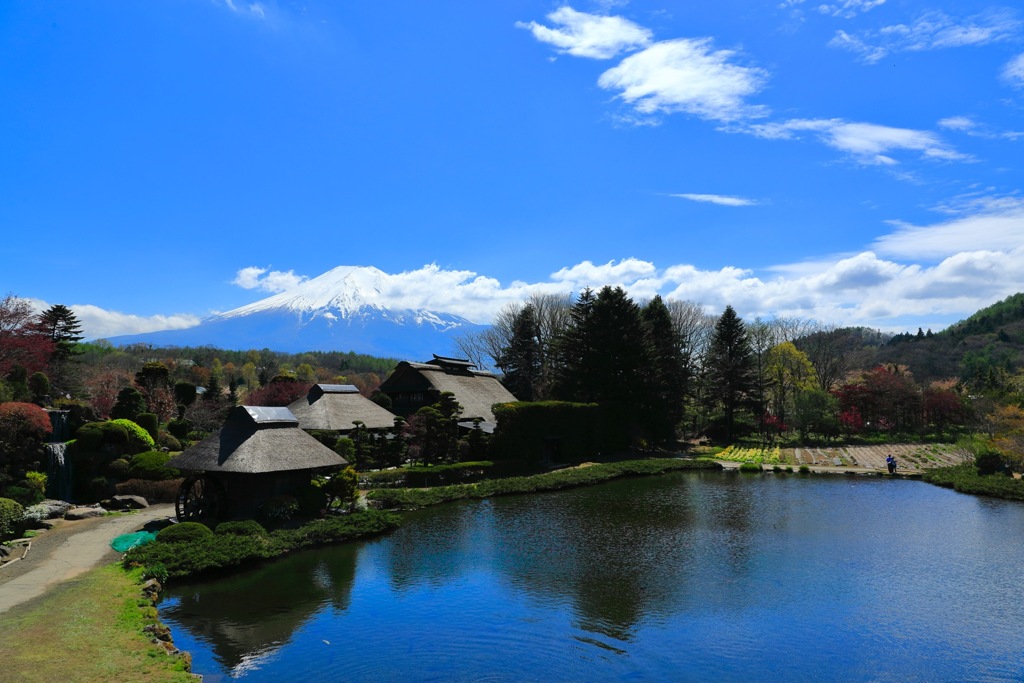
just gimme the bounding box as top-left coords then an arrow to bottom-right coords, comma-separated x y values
222,0 -> 267,20
873,196 -> 1024,259
597,38 -> 769,122
232,266 -> 308,292
937,116 -> 976,131
22,301 -> 200,340
1004,53 -> 1024,87
817,0 -> 887,20
515,6 -> 651,59
551,258 -> 659,286
671,193 -> 758,206
743,118 -> 966,165
830,9 -> 1021,63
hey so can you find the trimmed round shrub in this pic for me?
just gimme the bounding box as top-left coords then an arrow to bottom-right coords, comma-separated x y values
157,430 -> 181,452
975,451 -> 1005,476
215,520 -> 268,537
110,419 -> 156,452
129,451 -> 180,481
296,485 -> 327,517
739,462 -> 762,473
135,413 -> 159,442
107,458 -> 131,479
156,521 -> 213,543
167,418 -> 191,440
0,497 -> 25,539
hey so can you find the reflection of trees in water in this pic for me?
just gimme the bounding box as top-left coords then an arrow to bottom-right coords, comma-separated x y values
161,544 -> 358,670
382,501 -> 493,591
487,474 -> 706,642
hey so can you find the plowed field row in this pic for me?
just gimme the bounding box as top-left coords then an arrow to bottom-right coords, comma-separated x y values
789,444 -> 970,470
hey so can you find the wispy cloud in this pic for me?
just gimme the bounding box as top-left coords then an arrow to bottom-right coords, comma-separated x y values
233,266 -> 308,292
780,0 -> 886,19
221,0 -> 267,20
515,7 -> 651,60
597,38 -> 768,122
670,193 -> 758,206
743,118 -> 966,165
874,196 -> 1024,259
830,9 -> 1021,63
1004,53 -> 1024,87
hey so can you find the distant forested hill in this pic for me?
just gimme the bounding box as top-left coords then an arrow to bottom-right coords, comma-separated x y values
873,293 -> 1024,387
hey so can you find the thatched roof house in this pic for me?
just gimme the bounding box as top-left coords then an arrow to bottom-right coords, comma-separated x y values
167,406 -> 348,520
376,354 -> 516,428
168,405 -> 347,474
286,384 -> 397,432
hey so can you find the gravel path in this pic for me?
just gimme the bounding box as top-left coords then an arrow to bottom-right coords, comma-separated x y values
0,504 -> 175,614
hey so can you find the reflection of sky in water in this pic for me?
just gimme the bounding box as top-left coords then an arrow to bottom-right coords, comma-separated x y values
161,472 -> 1024,682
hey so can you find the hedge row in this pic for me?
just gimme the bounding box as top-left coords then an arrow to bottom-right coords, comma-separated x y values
367,458 -> 722,511
123,509 -> 400,580
923,464 -> 1024,501
361,461 -> 495,488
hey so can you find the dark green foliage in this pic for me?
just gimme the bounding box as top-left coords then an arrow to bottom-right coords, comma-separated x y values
134,413 -> 159,442
129,451 -> 180,480
317,466 -> 358,509
361,461 -> 495,488
490,401 -> 600,464
110,419 -> 156,453
705,306 -> 756,442
739,462 -> 762,473
215,520 -> 268,537
295,485 -> 328,517
974,450 -> 1006,476
114,478 -> 183,503
798,464 -> 811,474
371,391 -> 393,410
259,495 -> 299,523
640,296 -> 688,447
166,418 -> 191,440
110,387 -> 147,421
923,463 -> 1024,501
2,485 -> 38,507
367,458 -> 722,511
37,304 -> 83,364
0,497 -> 25,539
157,429 -> 181,451
74,421 -> 128,452
28,372 -> 49,403
497,304 -> 542,401
107,458 -> 131,479
134,362 -> 171,395
156,521 -> 213,543
124,510 -> 400,579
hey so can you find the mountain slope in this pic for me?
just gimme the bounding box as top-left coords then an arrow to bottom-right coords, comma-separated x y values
105,266 -> 486,358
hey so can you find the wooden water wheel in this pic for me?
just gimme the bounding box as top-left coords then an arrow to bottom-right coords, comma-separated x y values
175,473 -> 227,522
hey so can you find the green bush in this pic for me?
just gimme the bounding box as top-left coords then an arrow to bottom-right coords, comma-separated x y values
135,413 -> 159,442
798,465 -> 811,474
125,510 -> 400,579
491,401 -> 601,464
107,458 -> 131,479
295,485 -> 327,517
260,495 -> 299,523
128,451 -> 180,481
157,430 -> 181,451
975,451 -> 1006,476
739,462 -> 762,473
167,419 -> 191,440
3,485 -> 38,506
215,520 -> 268,537
0,497 -> 25,539
923,463 -> 1024,501
115,478 -> 183,504
110,419 -> 156,452
156,521 -> 213,543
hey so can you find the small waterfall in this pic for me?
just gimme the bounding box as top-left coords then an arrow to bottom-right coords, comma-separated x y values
45,410 -> 74,501
45,442 -> 74,501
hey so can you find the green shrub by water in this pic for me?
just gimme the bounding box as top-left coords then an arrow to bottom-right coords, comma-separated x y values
923,464 -> 1024,501
124,510 -> 400,579
156,521 -> 213,543
367,458 -> 722,511
739,462 -> 762,473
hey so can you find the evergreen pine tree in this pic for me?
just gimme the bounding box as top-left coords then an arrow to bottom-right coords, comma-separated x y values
37,304 -> 83,363
706,305 -> 756,442
496,304 -> 542,401
641,295 -> 688,446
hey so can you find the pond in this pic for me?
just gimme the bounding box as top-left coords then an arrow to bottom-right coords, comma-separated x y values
159,471 -> 1024,682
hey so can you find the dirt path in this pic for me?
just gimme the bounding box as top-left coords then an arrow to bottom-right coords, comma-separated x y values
0,504 -> 175,614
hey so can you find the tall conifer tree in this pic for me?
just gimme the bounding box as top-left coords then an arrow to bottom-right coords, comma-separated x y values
706,305 -> 755,441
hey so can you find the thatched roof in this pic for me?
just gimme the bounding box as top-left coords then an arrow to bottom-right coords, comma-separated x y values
378,355 -> 516,422
287,384 -> 397,432
167,406 -> 348,474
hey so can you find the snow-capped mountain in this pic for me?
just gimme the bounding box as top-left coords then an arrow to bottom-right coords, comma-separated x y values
105,266 -> 488,359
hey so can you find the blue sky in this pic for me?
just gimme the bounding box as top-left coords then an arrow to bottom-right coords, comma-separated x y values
2,0 -> 1023,339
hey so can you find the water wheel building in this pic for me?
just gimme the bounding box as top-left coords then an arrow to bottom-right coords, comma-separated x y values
167,405 -> 348,521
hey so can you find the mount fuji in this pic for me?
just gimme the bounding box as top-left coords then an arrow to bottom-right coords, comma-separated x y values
105,266 -> 488,360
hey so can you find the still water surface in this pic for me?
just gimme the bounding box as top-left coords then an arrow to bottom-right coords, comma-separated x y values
160,471 -> 1024,682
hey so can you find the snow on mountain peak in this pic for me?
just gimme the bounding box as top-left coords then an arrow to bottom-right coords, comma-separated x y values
217,265 -> 390,319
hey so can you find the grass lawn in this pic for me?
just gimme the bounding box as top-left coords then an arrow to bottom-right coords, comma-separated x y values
0,564 -> 193,683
